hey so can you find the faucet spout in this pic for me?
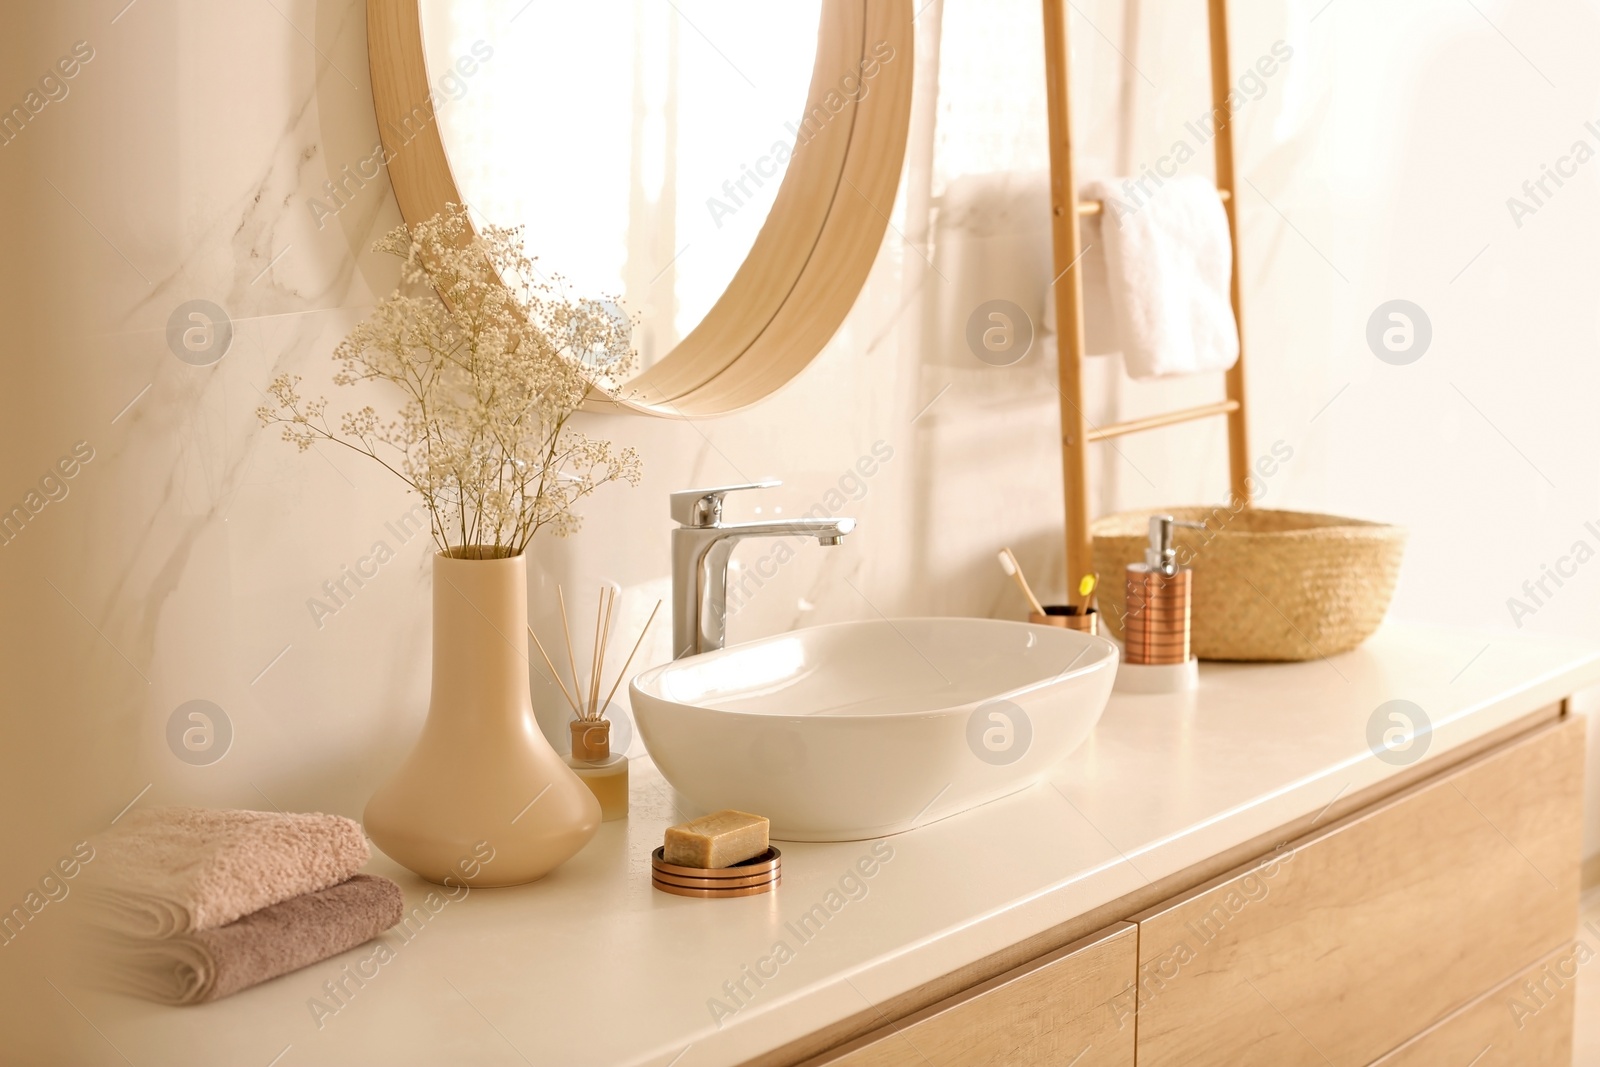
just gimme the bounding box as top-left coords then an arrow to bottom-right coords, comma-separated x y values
711,517 -> 857,541
669,486 -> 855,659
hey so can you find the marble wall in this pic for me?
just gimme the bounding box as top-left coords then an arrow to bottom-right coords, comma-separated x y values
4,0 -> 1600,980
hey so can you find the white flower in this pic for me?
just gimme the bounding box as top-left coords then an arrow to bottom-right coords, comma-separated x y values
258,204 -> 642,555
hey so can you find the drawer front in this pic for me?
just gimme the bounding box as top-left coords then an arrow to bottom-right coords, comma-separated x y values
1370,943 -> 1579,1066
1132,717 -> 1585,1067
814,923 -> 1136,1067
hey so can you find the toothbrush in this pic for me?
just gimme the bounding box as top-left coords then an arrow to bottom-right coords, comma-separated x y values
1077,573 -> 1098,615
997,548 -> 1047,617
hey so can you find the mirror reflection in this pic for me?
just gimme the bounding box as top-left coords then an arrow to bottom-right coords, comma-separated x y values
421,1 -> 826,372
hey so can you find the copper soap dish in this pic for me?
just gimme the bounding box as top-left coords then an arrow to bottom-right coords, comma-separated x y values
651,846 -> 781,898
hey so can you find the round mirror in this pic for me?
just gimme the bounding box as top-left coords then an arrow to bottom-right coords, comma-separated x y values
368,1 -> 914,417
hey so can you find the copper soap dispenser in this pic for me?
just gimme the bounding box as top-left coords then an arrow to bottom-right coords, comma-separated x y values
1116,515 -> 1203,693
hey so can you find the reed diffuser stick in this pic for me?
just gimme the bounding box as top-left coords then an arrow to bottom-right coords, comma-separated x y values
558,586 -> 584,709
526,625 -> 580,714
587,586 -> 609,720
599,586 -> 617,715
597,600 -> 662,719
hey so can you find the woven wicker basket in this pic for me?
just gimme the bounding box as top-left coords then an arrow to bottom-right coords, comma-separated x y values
1090,508 -> 1406,662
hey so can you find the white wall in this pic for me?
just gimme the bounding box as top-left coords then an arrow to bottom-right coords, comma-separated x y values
2,0 -> 1598,910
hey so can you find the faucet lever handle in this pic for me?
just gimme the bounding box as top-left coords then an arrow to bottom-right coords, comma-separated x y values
670,481 -> 781,527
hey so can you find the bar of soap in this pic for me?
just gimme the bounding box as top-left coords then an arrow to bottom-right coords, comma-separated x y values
663,810 -> 770,869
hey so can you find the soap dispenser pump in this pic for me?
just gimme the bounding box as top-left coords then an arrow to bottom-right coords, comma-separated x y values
1115,515 -> 1202,694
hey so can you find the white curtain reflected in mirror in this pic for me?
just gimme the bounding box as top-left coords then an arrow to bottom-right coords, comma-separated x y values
421,1 -> 825,372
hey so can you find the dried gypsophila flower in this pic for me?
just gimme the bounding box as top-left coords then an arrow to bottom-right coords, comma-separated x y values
257,204 -> 642,556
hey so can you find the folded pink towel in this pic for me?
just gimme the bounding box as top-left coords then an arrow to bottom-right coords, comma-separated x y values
86,807 -> 370,936
102,875 -> 404,1004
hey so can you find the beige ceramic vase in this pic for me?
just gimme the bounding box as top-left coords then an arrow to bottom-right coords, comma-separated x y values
365,550 -> 600,886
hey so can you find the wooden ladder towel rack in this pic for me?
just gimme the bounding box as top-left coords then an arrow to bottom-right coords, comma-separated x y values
1041,0 -> 1251,587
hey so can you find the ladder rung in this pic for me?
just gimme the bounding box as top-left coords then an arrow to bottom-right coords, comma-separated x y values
1077,188 -> 1232,216
1086,399 -> 1240,442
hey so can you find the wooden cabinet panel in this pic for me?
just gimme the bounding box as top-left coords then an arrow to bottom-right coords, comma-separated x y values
1370,943 -> 1579,1066
1131,717 -> 1585,1067
808,923 -> 1136,1067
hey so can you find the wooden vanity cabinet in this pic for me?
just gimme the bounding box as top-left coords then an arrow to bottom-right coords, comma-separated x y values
792,713 -> 1586,1067
1366,944 -> 1578,1066
1131,715 -> 1584,1067
808,923 -> 1136,1067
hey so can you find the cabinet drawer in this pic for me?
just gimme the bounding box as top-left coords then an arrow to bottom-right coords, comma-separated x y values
810,922 -> 1136,1067
1370,942 -> 1579,1066
1132,717 -> 1585,1067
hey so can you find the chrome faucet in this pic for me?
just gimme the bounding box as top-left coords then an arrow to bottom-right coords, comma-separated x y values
671,481 -> 855,659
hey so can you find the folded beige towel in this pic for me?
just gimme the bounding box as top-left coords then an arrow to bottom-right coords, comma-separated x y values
86,807 -> 369,937
102,875 -> 404,1004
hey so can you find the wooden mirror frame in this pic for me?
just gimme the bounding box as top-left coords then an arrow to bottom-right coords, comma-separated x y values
366,0 -> 914,417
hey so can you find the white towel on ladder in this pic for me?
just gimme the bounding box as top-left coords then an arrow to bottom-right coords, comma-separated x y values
1078,175 -> 1239,380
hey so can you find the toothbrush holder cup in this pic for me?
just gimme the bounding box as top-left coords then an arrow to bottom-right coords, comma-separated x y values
1030,605 -> 1099,636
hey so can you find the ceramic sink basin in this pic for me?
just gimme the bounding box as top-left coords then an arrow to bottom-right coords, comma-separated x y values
630,617 -> 1119,841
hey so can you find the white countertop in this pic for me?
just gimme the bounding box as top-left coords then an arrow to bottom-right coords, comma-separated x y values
67,622 -> 1600,1067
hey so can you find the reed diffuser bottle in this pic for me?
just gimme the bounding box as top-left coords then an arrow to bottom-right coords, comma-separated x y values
529,586 -> 659,823
567,719 -> 629,822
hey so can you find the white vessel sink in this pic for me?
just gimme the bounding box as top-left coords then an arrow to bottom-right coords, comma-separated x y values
630,618 -> 1119,841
